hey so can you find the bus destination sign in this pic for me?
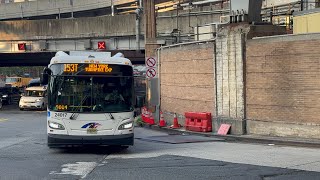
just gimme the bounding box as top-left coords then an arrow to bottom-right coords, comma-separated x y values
85,64 -> 113,73
63,64 -> 113,73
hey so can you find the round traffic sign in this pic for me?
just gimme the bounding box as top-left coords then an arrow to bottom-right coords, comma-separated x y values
146,68 -> 157,78
146,57 -> 156,68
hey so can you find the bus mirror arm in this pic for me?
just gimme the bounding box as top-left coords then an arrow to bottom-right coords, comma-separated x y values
41,67 -> 52,85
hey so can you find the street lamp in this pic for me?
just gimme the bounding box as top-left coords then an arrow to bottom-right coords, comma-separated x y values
20,4 -> 24,19
111,0 -> 114,16
70,0 -> 74,18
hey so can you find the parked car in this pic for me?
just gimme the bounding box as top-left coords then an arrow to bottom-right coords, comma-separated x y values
133,69 -> 140,76
0,87 -> 21,105
19,86 -> 47,110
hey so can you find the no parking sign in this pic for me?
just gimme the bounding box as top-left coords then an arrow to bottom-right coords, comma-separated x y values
145,57 -> 157,79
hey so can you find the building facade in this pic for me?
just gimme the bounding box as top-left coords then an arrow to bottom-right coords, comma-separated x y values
293,7 -> 320,34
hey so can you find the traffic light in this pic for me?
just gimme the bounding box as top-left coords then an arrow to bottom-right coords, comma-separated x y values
18,43 -> 26,51
97,41 -> 106,50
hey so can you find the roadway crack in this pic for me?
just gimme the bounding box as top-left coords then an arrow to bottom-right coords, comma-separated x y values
0,137 -> 31,150
260,170 -> 304,180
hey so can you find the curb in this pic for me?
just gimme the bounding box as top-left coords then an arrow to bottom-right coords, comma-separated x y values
143,125 -> 320,148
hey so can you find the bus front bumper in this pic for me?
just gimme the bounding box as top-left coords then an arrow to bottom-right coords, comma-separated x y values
47,133 -> 134,147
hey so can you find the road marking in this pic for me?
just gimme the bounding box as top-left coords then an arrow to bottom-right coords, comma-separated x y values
0,118 -> 8,122
50,162 -> 98,179
0,137 -> 30,149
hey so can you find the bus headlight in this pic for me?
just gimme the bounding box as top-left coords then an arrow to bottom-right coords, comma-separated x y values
118,121 -> 133,130
48,121 -> 65,130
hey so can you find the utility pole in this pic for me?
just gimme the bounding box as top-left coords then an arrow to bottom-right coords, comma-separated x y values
176,0 -> 181,43
135,0 -> 143,51
143,0 -> 160,120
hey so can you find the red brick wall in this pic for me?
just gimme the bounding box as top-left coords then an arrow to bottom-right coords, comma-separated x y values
246,38 -> 320,124
160,42 -> 215,122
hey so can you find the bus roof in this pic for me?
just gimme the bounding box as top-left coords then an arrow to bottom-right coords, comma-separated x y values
26,86 -> 47,91
49,51 -> 132,66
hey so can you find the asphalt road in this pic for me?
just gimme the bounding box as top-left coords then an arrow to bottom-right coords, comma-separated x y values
1,105 -> 320,180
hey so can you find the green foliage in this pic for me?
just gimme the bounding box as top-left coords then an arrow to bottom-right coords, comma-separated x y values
134,116 -> 145,127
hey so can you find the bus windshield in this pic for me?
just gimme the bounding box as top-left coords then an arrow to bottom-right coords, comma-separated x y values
48,75 -> 134,113
26,90 -> 45,97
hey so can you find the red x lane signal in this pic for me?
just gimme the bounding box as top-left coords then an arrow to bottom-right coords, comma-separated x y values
18,43 -> 26,51
98,41 -> 106,50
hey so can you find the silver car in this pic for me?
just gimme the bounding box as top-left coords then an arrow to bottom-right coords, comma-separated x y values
19,86 -> 47,110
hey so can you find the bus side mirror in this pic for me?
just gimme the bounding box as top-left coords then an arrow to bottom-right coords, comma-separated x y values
40,67 -> 52,85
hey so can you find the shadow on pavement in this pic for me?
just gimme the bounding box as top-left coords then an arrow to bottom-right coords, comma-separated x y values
49,145 -> 130,155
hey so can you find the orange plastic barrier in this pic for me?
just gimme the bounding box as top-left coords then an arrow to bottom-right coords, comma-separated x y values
185,112 -> 212,132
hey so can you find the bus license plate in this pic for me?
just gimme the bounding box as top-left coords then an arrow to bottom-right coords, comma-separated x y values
87,128 -> 97,134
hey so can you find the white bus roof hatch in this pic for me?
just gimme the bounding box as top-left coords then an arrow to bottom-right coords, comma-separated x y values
69,51 -> 112,58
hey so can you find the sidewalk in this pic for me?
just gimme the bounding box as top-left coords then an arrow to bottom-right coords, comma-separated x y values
143,124 -> 320,148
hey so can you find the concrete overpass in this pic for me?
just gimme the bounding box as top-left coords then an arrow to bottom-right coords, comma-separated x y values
0,0 -> 177,20
0,0 -> 137,20
0,14 -> 145,66
0,1 -> 229,67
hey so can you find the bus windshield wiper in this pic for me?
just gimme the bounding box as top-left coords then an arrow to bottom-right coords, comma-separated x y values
70,95 -> 89,120
69,113 -> 79,120
108,113 -> 114,120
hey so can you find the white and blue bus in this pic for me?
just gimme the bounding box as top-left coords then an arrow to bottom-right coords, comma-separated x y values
42,51 -> 136,148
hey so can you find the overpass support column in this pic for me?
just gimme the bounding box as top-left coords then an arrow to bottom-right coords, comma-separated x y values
136,0 -> 143,51
144,0 -> 161,121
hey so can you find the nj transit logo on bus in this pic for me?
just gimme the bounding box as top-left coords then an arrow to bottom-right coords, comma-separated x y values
81,123 -> 102,129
